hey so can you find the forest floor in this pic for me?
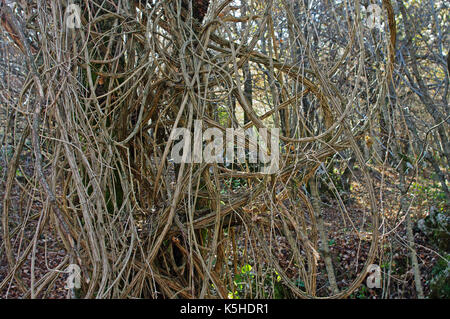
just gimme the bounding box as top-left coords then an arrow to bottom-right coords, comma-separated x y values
272,165 -> 447,298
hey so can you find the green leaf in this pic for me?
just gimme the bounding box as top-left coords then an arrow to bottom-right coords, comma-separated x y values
241,264 -> 252,274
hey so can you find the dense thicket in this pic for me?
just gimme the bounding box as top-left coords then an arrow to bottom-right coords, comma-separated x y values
0,0 -> 448,298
